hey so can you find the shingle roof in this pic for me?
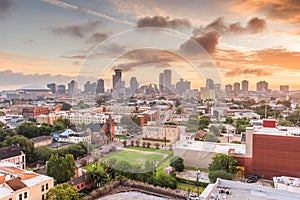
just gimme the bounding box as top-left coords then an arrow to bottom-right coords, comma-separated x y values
30,136 -> 52,143
6,178 -> 27,191
85,123 -> 104,132
0,145 -> 23,160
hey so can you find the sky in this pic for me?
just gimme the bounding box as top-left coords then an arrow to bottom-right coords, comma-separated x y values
0,0 -> 300,90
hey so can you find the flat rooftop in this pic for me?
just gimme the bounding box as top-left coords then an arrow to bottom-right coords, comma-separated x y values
253,126 -> 300,137
174,140 -> 245,155
201,179 -> 300,200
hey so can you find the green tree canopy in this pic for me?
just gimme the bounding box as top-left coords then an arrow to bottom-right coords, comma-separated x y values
208,170 -> 233,183
46,183 -> 81,200
61,103 -> 72,111
208,153 -> 238,174
199,116 -> 210,130
170,156 -> 184,172
46,154 -> 76,183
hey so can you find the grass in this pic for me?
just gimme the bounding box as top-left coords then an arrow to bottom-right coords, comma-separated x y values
84,163 -> 104,171
126,146 -> 173,155
114,135 -> 127,139
177,183 -> 205,194
184,166 -> 209,172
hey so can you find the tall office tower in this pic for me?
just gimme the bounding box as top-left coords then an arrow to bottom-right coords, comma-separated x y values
159,73 -> 165,91
96,79 -> 105,94
130,77 -> 139,93
68,80 -> 79,94
175,79 -> 191,94
242,80 -> 249,92
112,69 -> 122,89
256,81 -> 269,92
233,82 -> 241,93
84,81 -> 96,94
163,69 -> 172,91
47,83 -> 57,94
57,84 -> 66,94
280,85 -> 289,93
225,84 -> 233,92
206,79 -> 214,89
214,83 -> 221,93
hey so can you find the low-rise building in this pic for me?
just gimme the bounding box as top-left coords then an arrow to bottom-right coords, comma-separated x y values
0,162 -> 54,200
30,136 -> 53,148
273,176 -> 300,194
0,145 -> 26,170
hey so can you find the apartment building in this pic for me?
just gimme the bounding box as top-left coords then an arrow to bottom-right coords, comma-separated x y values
0,146 -> 26,170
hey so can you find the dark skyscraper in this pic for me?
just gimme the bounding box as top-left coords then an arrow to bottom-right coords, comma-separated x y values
233,82 -> 240,92
96,79 -> 105,94
57,84 -> 66,94
68,80 -> 79,94
112,69 -> 122,89
84,81 -> 96,94
47,83 -> 57,94
206,79 -> 214,89
163,69 -> 172,91
159,72 -> 164,91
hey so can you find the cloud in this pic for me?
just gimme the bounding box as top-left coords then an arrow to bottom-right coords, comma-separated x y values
61,55 -> 86,59
40,0 -> 134,26
102,43 -> 126,55
215,47 -> 300,77
0,0 -> 14,17
228,0 -> 300,24
112,49 -> 184,72
51,20 -> 103,38
180,31 -> 220,54
0,70 -> 93,89
193,17 -> 266,36
87,32 -> 109,43
225,67 -> 273,77
136,15 -> 191,30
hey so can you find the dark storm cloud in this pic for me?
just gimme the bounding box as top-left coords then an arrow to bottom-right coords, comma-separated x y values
51,20 -> 103,38
136,15 -> 191,30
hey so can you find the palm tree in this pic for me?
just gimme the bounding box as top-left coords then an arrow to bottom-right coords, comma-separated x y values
146,142 -> 151,148
86,170 -> 109,188
122,140 -> 127,147
135,140 -> 140,147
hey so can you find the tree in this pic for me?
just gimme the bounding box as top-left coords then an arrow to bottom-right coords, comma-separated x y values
209,125 -> 221,136
154,143 -> 160,149
61,103 -> 72,111
2,135 -> 34,162
278,120 -> 294,127
53,118 -> 74,130
286,111 -> 300,126
170,156 -> 184,172
225,117 -> 233,124
33,146 -> 52,163
142,141 -> 146,148
16,122 -> 40,138
0,121 -> 4,129
86,170 -> 109,188
46,183 -> 81,200
122,140 -> 127,147
208,170 -> 233,183
146,142 -> 151,148
204,132 -> 217,142
199,116 -> 210,130
46,154 -> 76,183
135,140 -> 140,147
208,153 -> 238,174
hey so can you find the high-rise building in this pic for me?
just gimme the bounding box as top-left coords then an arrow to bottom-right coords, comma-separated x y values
68,80 -> 79,94
225,84 -> 233,92
130,77 -> 139,94
175,79 -> 191,94
256,81 -> 269,92
163,69 -> 172,91
241,80 -> 249,92
214,83 -> 221,93
84,81 -> 96,94
206,79 -> 214,90
47,83 -> 57,94
233,82 -> 240,93
96,79 -> 105,94
112,69 -> 122,89
280,85 -> 289,93
159,72 -> 165,91
57,84 -> 66,94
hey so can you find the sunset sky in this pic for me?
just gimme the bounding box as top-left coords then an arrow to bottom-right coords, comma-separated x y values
0,0 -> 299,90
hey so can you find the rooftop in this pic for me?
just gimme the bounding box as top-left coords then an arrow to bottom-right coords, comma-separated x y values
0,145 -> 23,160
201,179 -> 300,200
253,126 -> 300,137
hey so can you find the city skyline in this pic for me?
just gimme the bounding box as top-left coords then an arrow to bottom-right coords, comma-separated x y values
0,0 -> 300,90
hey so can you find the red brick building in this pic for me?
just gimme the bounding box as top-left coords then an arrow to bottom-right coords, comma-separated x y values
236,119 -> 300,179
22,105 -> 49,119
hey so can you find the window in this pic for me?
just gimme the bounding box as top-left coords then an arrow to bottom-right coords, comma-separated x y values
41,185 -> 44,192
42,194 -> 45,200
46,183 -> 48,190
19,194 -> 22,200
24,192 -> 28,199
